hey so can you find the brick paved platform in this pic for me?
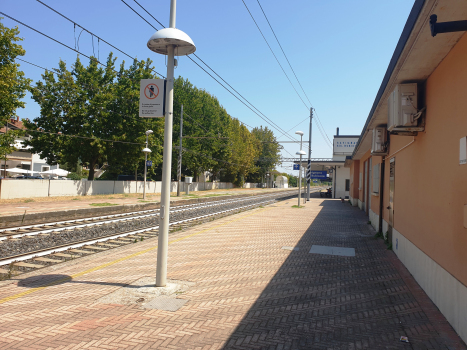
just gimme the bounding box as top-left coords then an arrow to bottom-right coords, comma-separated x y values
0,194 -> 465,349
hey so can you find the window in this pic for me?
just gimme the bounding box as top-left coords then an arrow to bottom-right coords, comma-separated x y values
345,179 -> 350,191
372,164 -> 380,194
41,166 -> 50,172
359,173 -> 362,189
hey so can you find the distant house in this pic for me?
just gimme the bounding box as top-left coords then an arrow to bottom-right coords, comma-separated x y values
0,116 -> 60,178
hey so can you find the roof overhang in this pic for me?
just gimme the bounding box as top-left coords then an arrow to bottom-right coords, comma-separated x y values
353,0 -> 467,160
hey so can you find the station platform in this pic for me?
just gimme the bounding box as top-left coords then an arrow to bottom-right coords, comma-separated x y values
0,194 -> 465,349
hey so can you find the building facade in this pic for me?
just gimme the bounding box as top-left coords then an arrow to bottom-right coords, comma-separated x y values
348,0 -> 467,342
332,130 -> 358,199
1,117 -> 59,177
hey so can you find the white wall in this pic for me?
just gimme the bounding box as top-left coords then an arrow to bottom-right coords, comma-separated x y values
0,179 -> 239,199
48,180 -> 86,197
0,179 -> 49,199
334,166 -> 350,199
369,208 -> 379,232
393,228 -> 467,344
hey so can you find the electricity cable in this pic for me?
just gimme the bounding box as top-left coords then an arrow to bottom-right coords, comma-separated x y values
121,1 -> 307,156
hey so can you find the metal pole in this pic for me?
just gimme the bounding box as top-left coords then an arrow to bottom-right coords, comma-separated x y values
3,122 -> 7,178
143,135 -> 148,200
156,0 -> 176,288
299,134 -> 303,205
307,108 -> 313,201
177,105 -> 183,197
298,154 -> 302,206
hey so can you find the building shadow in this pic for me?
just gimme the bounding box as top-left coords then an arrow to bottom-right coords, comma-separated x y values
223,195 -> 453,349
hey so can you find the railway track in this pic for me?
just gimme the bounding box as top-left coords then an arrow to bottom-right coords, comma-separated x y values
0,189 -> 320,279
0,193 -> 277,240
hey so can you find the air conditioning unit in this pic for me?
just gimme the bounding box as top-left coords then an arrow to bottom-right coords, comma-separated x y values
388,83 -> 418,131
371,126 -> 388,155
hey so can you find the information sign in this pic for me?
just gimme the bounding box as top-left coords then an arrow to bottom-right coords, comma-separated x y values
293,164 -> 300,171
146,160 -> 153,167
139,79 -> 166,118
309,171 -> 327,179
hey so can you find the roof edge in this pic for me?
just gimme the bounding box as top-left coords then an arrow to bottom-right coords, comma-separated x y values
351,0 -> 426,159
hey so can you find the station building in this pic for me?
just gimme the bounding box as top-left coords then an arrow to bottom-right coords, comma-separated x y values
347,0 -> 467,342
331,129 -> 358,199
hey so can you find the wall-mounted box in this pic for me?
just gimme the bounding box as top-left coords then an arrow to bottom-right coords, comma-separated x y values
460,136 -> 467,165
371,126 -> 388,155
388,83 -> 421,132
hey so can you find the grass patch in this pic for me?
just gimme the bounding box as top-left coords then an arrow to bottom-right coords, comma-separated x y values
23,199 -> 34,203
89,202 -> 119,207
292,205 -> 304,208
201,194 -> 226,198
72,198 -> 80,200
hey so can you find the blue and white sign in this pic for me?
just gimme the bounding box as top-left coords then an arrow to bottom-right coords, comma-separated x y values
309,170 -> 327,179
146,160 -> 153,167
293,164 -> 300,171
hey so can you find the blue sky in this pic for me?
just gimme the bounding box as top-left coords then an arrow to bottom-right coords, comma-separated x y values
2,0 -> 415,174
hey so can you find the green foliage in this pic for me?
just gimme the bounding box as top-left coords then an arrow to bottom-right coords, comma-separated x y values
67,172 -> 86,180
89,202 -> 118,207
24,53 -> 163,180
172,77 -> 259,186
0,19 -> 31,160
249,126 -> 281,182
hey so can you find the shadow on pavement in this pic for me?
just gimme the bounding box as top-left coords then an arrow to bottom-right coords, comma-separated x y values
223,195 -> 462,349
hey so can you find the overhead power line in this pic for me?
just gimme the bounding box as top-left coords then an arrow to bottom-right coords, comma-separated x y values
243,0 -> 333,149
241,0 -> 309,111
34,0 -> 165,78
5,5 -> 301,159
121,0 -> 306,157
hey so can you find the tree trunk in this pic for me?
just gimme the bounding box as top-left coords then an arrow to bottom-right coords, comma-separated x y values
88,159 -> 96,180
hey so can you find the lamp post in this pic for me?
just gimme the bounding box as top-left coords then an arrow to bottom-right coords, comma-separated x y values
295,131 -> 304,205
142,130 -> 153,200
296,150 -> 306,206
147,0 -> 196,287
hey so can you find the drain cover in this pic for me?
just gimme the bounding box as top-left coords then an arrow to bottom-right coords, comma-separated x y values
281,246 -> 299,251
309,245 -> 355,257
143,295 -> 188,311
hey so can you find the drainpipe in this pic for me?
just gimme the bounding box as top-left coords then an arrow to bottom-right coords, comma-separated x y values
378,159 -> 385,234
333,166 -> 337,199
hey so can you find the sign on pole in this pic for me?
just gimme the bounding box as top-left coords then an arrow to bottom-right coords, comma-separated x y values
139,79 -> 166,118
146,160 -> 153,167
309,171 -> 327,179
293,164 -> 300,171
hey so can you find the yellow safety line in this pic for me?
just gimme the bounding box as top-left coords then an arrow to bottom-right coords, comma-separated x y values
0,206 -> 271,304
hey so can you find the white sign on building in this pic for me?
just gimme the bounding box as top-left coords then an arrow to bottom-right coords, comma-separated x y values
139,79 -> 166,118
333,137 -> 359,155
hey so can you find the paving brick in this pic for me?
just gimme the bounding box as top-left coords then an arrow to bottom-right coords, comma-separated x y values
0,194 -> 465,349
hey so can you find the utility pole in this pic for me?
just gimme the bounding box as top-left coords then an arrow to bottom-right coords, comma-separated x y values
147,0 -> 196,287
3,121 -> 8,178
307,108 -> 313,201
177,105 -> 183,197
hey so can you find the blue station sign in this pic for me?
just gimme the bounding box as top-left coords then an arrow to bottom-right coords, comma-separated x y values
293,164 -> 300,170
146,160 -> 153,167
309,170 -> 327,179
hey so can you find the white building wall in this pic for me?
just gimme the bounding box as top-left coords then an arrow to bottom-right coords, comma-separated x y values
393,228 -> 467,343
334,166 -> 350,199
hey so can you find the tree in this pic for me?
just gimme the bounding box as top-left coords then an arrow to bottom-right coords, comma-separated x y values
222,119 -> 259,187
0,19 -> 31,160
25,53 -> 163,180
248,126 -> 281,183
172,77 -> 231,181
